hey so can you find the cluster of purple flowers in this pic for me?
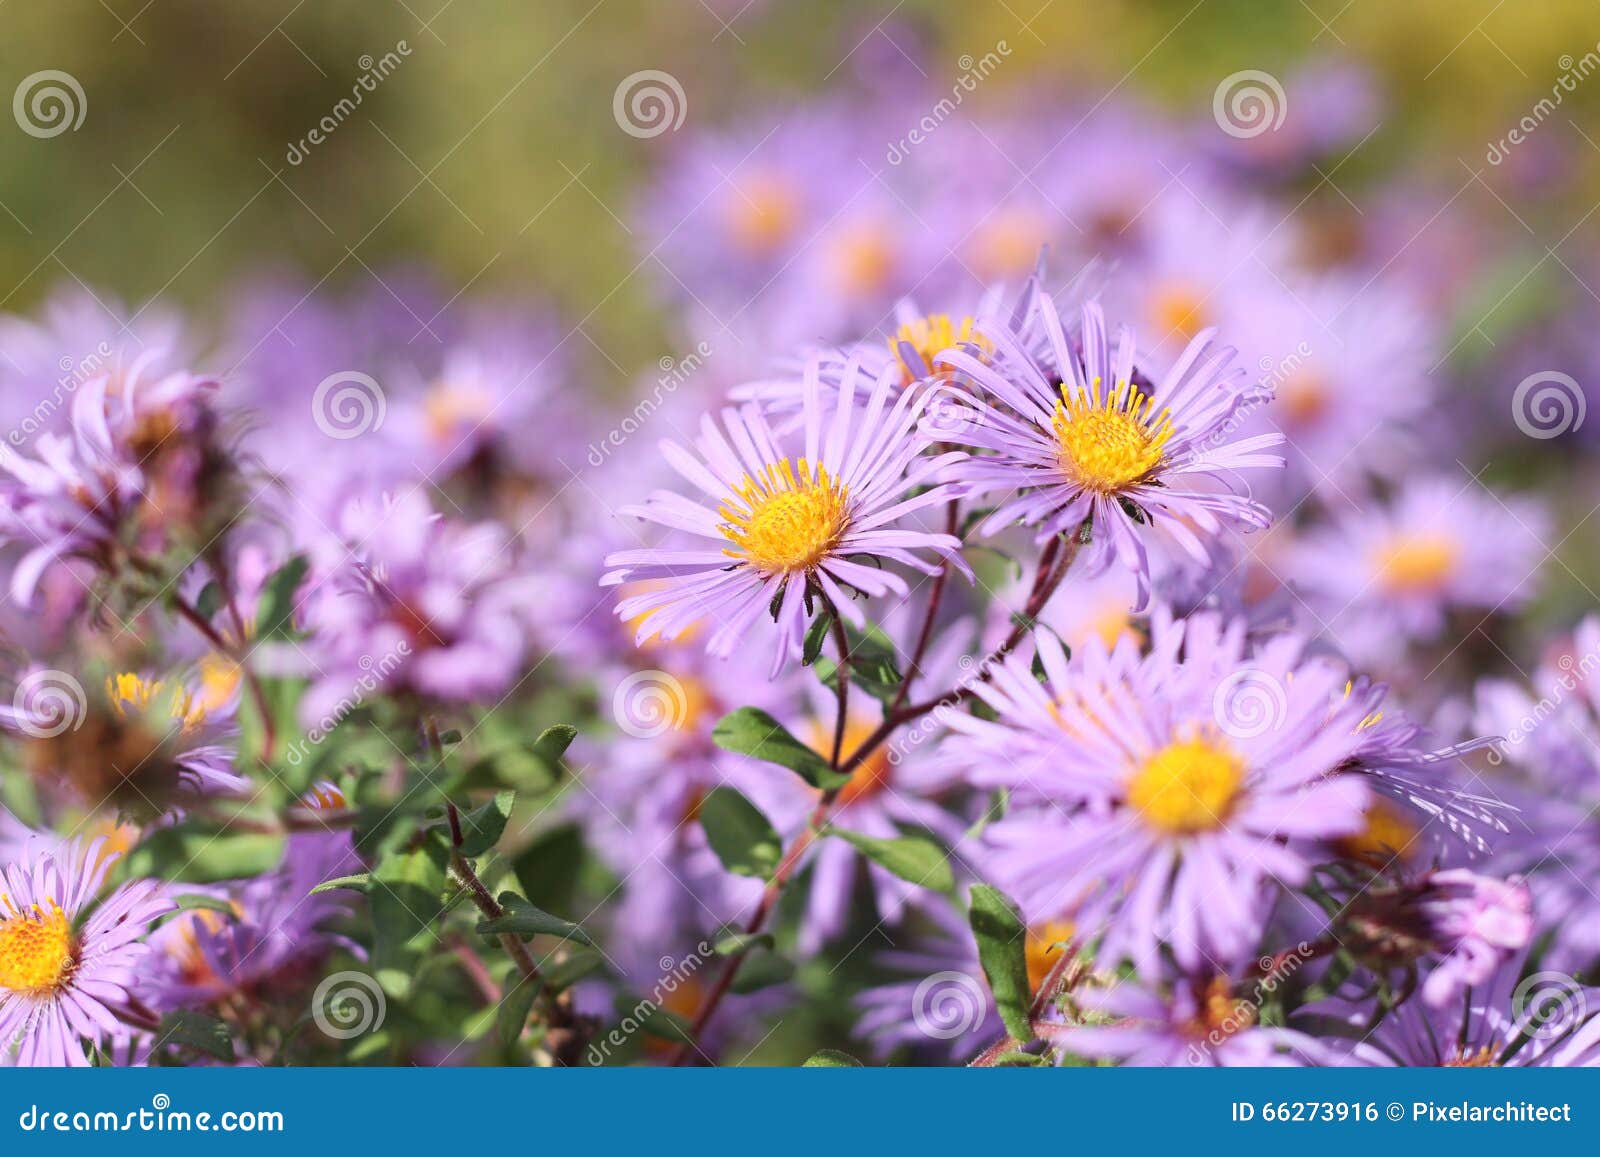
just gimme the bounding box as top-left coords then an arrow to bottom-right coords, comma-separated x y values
0,54 -> 1594,1070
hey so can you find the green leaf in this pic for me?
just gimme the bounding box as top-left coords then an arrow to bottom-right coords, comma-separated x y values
713,931 -> 774,956
728,951 -> 795,994
496,979 -> 540,1047
309,873 -> 371,896
814,621 -> 904,705
195,581 -> 224,622
456,790 -> 516,857
712,707 -> 848,791
541,948 -> 606,992
477,892 -> 593,947
157,1010 -> 234,1062
830,828 -> 954,894
803,1049 -> 863,1067
370,835 -> 450,997
802,612 -> 832,666
254,554 -> 310,639
171,892 -> 238,913
621,999 -> 695,1044
532,723 -> 578,766
121,825 -> 285,884
699,787 -> 782,880
969,883 -> 1033,1043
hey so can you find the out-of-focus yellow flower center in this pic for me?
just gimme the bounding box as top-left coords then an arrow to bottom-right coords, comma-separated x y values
720,461 -> 850,575
829,225 -> 896,297
1337,799 -> 1419,868
1127,735 -> 1245,835
1277,371 -> 1329,426
969,207 -> 1050,281
1024,921 -> 1076,995
106,673 -> 207,735
1150,282 -> 1208,343
423,381 -> 494,443
170,902 -> 244,988
197,652 -> 242,712
0,901 -> 74,995
1054,379 -> 1173,494
1192,975 -> 1255,1038
727,174 -> 800,257
806,716 -> 891,805
1446,1045 -> 1499,1067
1374,535 -> 1459,594
888,314 -> 989,383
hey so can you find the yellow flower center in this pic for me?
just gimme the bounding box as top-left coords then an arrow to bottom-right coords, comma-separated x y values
106,672 -> 207,735
1127,735 -> 1245,835
1150,283 -> 1207,342
0,902 -> 75,996
807,716 -> 891,805
1053,379 -> 1173,494
1373,535 -> 1459,594
1190,975 -> 1256,1039
423,381 -> 494,443
720,461 -> 850,575
1024,921 -> 1076,995
829,225 -> 897,297
1278,371 -> 1329,426
969,207 -> 1050,281
888,314 -> 989,384
1446,1045 -> 1499,1067
727,173 -> 800,257
1337,799 -> 1419,868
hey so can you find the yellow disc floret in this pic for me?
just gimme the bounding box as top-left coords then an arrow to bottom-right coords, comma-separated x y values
1373,534 -> 1459,595
1127,734 -> 1246,835
0,901 -> 75,996
888,314 -> 990,383
106,672 -> 207,734
720,460 -> 850,575
1054,378 -> 1173,493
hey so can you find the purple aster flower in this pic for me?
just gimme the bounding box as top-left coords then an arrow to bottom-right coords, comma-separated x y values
1312,952 -> 1600,1067
935,296 -> 1283,608
1283,474 -> 1549,668
1,667 -> 246,818
948,611 -> 1372,975
0,836 -> 172,1066
0,356 -> 230,604
1043,972 -> 1328,1066
299,489 -> 535,724
602,357 -> 968,675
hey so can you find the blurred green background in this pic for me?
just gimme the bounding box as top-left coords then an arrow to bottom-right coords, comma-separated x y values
2,0 -> 1597,379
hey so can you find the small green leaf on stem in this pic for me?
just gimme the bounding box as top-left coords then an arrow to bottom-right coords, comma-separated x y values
969,883 -> 1033,1043
712,707 -> 850,791
477,892 -> 594,946
699,787 -> 782,879
831,828 -> 955,894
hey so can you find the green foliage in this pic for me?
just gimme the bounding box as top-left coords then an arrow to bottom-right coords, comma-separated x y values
968,884 -> 1033,1043
712,707 -> 850,791
829,828 -> 955,894
477,892 -> 594,947
699,787 -> 782,879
